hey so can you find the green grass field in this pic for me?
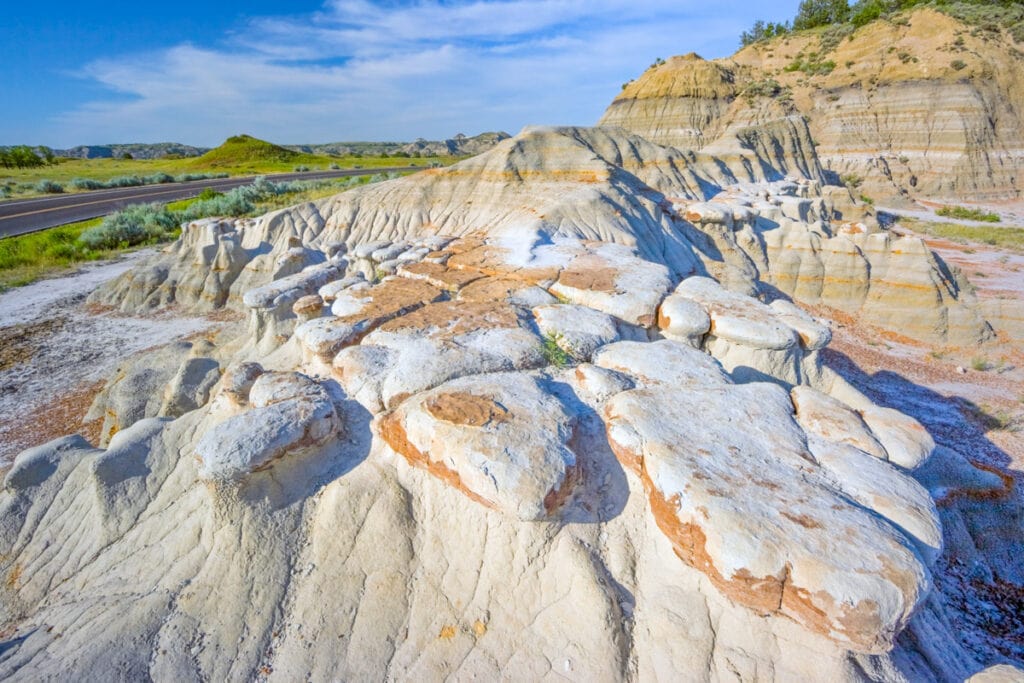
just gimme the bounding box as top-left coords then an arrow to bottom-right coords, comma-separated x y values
0,134 -> 452,199
0,217 -> 112,291
900,217 -> 1024,251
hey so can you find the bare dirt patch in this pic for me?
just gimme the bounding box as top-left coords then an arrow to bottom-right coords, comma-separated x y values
0,252 -> 216,465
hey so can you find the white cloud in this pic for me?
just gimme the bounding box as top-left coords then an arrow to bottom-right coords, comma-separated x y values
46,0 -> 793,146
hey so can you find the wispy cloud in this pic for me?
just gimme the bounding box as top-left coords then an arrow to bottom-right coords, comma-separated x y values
47,0 -> 783,146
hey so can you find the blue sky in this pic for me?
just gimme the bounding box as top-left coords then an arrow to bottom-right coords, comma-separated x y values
2,0 -> 796,147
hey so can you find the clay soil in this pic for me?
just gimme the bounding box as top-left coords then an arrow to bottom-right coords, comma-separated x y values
0,253 -> 216,465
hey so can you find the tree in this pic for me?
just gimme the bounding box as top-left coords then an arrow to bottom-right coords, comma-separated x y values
793,0 -> 850,30
740,19 -> 792,46
2,145 -> 45,169
850,0 -> 889,26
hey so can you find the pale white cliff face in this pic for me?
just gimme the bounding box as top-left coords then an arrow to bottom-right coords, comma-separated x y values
0,125 -> 1018,681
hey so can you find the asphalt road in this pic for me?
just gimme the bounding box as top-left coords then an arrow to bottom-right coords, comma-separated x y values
0,167 -> 422,238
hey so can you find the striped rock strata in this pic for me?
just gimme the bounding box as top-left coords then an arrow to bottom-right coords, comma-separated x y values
600,9 -> 1024,203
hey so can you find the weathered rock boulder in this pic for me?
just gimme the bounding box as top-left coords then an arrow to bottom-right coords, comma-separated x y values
196,370 -> 341,482
85,339 -> 221,446
333,299 -> 545,413
379,372 -> 581,520
603,380 -> 933,653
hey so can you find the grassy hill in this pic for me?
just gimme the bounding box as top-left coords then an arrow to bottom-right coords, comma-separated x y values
189,134 -> 308,167
0,134 -> 457,201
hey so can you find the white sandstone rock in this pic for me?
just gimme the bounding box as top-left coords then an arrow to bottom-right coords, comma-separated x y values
196,372 -> 341,481
604,381 -> 932,653
380,372 -> 581,520
532,304 -> 621,361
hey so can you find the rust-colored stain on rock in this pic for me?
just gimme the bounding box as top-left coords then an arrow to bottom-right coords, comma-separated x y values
424,392 -> 510,427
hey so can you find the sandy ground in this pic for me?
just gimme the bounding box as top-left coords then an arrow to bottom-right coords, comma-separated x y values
0,252 -> 215,465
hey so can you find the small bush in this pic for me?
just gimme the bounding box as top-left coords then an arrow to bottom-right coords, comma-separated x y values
174,172 -> 228,182
106,175 -> 144,188
79,204 -> 180,249
951,59 -> 968,71
971,356 -> 991,371
293,165 -> 310,172
961,400 -> 1021,432
840,173 -> 864,189
784,55 -> 836,75
820,23 -> 855,52
35,180 -> 64,194
197,187 -> 223,201
146,172 -> 175,184
936,205 -> 1001,222
851,0 -> 885,28
328,163 -> 340,170
541,333 -> 573,368
70,177 -> 105,190
742,78 -> 785,98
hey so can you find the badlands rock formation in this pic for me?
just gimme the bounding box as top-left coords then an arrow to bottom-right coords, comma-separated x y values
601,9 -> 1024,203
0,123 -> 1018,680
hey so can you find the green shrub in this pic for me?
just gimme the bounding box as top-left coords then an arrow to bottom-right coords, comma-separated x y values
820,23 -> 855,52
74,173 -> 399,256
106,175 -> 145,188
71,177 -> 105,190
35,180 -> 64,193
79,204 -> 180,249
146,172 -> 175,184
951,59 -> 968,70
784,55 -> 837,75
742,78 -> 785,98
794,0 -> 850,30
174,172 -> 229,182
936,205 -> 1001,222
197,187 -> 223,201
851,0 -> 887,27
840,173 -> 864,189
541,333 -> 573,368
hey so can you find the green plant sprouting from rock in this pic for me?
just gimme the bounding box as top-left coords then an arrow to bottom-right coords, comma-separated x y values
541,333 -> 573,368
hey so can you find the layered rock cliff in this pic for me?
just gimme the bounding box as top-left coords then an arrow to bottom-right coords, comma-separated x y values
600,9 -> 1024,203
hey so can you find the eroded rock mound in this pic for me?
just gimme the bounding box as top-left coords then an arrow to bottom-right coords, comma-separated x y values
90,126 -> 992,346
0,114 -> 1010,679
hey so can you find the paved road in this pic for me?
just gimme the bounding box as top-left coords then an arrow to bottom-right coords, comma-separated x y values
0,167 -> 422,238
